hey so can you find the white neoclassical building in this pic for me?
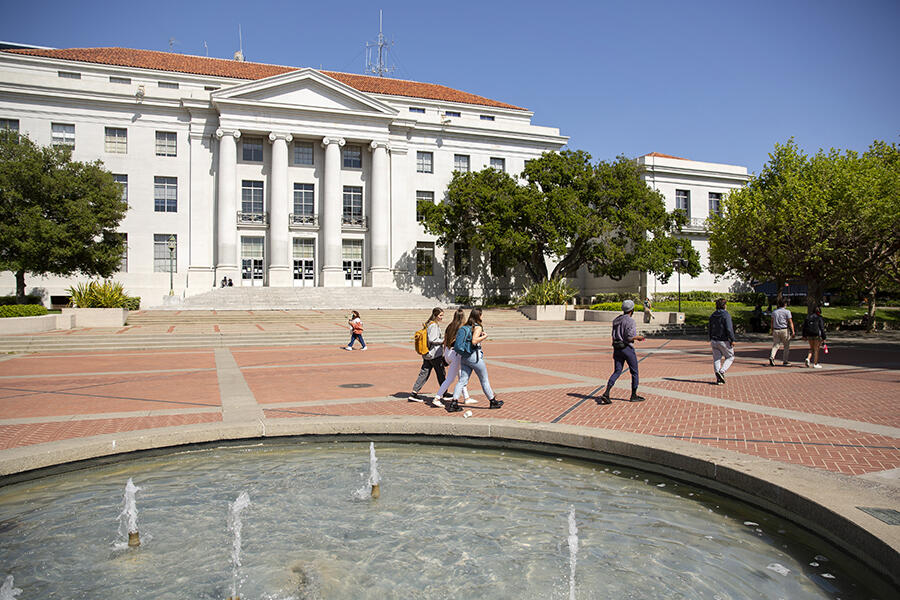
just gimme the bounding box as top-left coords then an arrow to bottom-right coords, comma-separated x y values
0,46 -> 748,306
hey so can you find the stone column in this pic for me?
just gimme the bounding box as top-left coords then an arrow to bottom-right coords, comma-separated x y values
186,125 -> 215,292
215,128 -> 240,280
268,132 -> 293,287
320,136 -> 345,287
368,140 -> 392,286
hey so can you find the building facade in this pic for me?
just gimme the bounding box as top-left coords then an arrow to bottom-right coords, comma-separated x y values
0,47 -> 749,306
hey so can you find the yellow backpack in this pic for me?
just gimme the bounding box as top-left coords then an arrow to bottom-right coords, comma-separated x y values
413,324 -> 429,355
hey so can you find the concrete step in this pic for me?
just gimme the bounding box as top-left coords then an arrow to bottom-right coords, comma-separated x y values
149,286 -> 446,310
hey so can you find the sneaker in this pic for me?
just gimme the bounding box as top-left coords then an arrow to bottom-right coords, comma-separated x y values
432,398 -> 445,408
804,357 -> 810,367
408,392 -> 423,403
628,393 -> 646,402
343,346 -> 353,351
715,372 -> 723,385
719,371 -> 726,384
768,358 -> 775,366
360,347 -> 368,351
464,398 -> 478,405
595,394 -> 612,405
445,400 -> 463,413
488,397 -> 504,409
782,362 -> 790,366
813,364 -> 822,369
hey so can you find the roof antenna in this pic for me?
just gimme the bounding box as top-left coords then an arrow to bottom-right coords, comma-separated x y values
233,25 -> 244,62
365,10 -> 394,77
168,37 -> 178,52
202,41 -> 208,57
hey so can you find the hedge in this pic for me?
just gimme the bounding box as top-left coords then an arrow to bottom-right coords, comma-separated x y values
0,295 -> 43,306
0,304 -> 48,318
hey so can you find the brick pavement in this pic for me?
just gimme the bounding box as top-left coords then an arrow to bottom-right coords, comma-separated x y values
0,327 -> 897,478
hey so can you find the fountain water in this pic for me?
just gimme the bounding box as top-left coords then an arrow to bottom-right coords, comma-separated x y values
0,575 -> 21,600
368,441 -> 381,499
567,508 -> 578,600
117,477 -> 141,548
227,491 -> 251,600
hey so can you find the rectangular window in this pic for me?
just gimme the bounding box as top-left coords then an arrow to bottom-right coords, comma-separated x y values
118,232 -> 128,273
416,242 -> 435,276
51,123 -> 75,148
153,176 -> 177,212
675,189 -> 691,216
241,180 -> 264,215
490,253 -> 506,278
444,111 -> 461,118
155,131 -> 177,157
158,81 -> 179,89
0,118 -> 19,132
293,238 -> 315,259
293,141 -> 314,165
480,115 -> 495,121
417,151 -> 433,173
708,192 -> 723,216
293,183 -> 315,220
58,71 -> 81,79
242,138 -> 263,162
153,234 -> 177,272
409,107 -> 425,114
416,190 -> 434,222
110,76 -> 131,84
490,157 -> 506,172
343,186 -> 363,224
454,242 -> 470,276
113,174 -> 128,203
342,145 -> 362,169
104,127 -> 127,154
454,154 -> 470,172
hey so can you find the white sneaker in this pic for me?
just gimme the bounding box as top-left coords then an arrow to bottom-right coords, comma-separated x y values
343,346 -> 352,351
813,364 -> 822,369
804,357 -> 810,367
432,398 -> 445,408
464,398 -> 478,404
360,347 -> 368,351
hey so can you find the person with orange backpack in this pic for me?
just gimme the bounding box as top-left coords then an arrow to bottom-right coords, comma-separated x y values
408,308 -> 446,407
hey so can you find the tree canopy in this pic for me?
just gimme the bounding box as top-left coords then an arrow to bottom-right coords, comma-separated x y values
420,150 -> 700,285
707,138 -> 900,318
0,130 -> 128,302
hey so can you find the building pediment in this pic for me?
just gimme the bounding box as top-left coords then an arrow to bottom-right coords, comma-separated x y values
211,68 -> 397,117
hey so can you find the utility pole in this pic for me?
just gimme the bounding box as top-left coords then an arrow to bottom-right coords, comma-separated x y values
365,10 -> 395,77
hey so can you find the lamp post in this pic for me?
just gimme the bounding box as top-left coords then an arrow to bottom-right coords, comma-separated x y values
167,235 -> 176,296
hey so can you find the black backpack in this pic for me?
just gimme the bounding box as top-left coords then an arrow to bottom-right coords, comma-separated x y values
802,314 -> 820,337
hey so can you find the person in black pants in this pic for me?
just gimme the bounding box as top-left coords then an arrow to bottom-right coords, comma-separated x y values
597,300 -> 646,404
408,308 -> 447,407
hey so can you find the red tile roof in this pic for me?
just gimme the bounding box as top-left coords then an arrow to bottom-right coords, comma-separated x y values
1,47 -> 526,111
643,152 -> 689,160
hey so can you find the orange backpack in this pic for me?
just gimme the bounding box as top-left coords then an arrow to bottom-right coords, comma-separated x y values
413,324 -> 429,355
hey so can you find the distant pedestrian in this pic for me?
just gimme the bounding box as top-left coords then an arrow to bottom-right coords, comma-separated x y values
643,297 -> 653,323
750,304 -> 764,333
597,300 -> 646,404
220,276 -> 227,288
448,307 -> 502,412
409,308 -> 447,406
768,299 -> 794,366
227,278 -> 234,287
432,308 -> 472,405
709,298 -> 735,384
344,310 -> 367,351
801,306 -> 827,369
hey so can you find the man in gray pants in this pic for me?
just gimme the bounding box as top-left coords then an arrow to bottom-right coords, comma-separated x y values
769,298 -> 794,366
709,298 -> 735,384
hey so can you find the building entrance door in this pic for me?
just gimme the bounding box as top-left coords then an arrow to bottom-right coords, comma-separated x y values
292,238 -> 315,287
342,239 -> 363,287
241,236 -> 265,287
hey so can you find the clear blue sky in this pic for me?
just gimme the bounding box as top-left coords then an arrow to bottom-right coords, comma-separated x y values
3,0 -> 898,173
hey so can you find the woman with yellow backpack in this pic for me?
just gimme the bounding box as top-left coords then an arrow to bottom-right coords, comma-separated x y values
408,308 -> 447,407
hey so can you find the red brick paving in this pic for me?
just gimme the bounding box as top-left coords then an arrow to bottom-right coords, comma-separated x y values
0,335 -> 897,477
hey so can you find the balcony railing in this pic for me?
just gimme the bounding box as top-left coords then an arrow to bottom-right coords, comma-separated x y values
341,215 -> 368,229
289,213 -> 319,227
237,211 -> 268,226
680,217 -> 709,232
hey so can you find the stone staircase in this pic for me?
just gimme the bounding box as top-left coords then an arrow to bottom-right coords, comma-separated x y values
149,286 -> 444,310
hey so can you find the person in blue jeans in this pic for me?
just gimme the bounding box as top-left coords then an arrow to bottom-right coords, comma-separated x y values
597,300 -> 646,404
343,310 -> 367,351
447,307 -> 503,413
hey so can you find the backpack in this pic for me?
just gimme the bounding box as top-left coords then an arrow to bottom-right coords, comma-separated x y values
802,314 -> 820,337
413,325 -> 429,355
453,325 -> 475,357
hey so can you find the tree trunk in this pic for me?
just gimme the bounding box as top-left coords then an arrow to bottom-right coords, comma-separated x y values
526,249 -> 548,283
866,289 -> 877,333
15,270 -> 26,304
805,278 -> 824,313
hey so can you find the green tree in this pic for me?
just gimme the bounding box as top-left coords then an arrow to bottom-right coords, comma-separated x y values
0,130 -> 127,302
421,150 -> 699,286
708,139 -> 900,319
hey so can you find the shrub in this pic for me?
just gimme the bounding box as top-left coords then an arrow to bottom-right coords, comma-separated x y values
67,280 -> 136,309
589,302 -> 645,311
0,304 -> 48,318
519,278 -> 578,306
590,292 -> 640,303
483,295 -> 510,307
124,296 -> 141,311
0,294 -> 43,306
454,295 -> 476,306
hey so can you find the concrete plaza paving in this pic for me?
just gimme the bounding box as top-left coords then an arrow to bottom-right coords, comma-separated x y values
0,312 -> 897,479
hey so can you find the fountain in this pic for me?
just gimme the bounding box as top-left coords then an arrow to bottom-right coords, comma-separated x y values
117,477 -> 141,548
227,491 -> 251,600
368,441 -> 381,499
0,441 -> 891,598
567,507 -> 578,600
0,576 -> 21,600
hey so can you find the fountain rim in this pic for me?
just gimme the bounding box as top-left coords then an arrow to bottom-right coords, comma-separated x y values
0,416 -> 897,589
